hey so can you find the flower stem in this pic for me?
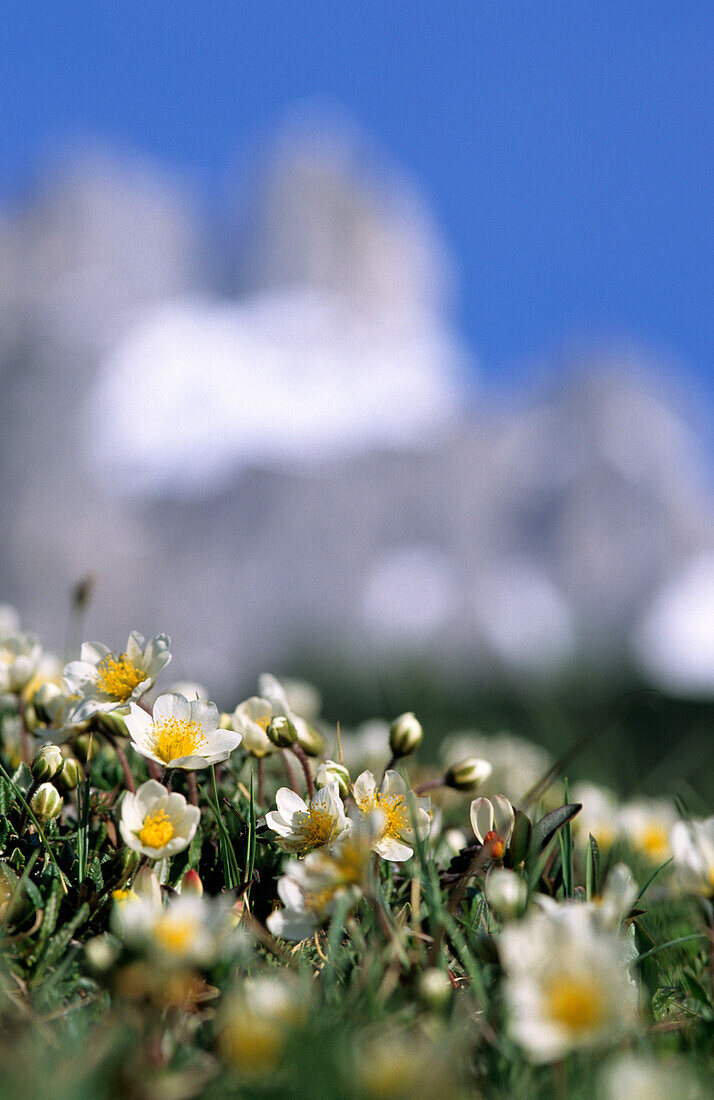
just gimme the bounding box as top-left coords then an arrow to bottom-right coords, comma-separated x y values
291,744 -> 314,800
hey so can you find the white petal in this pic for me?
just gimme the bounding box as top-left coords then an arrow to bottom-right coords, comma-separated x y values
470,798 -> 494,843
275,787 -> 307,820
492,795 -> 516,842
153,692 -> 190,723
189,698 -> 219,732
353,770 -> 377,804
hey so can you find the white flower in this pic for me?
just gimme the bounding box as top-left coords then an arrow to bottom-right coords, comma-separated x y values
64,631 -> 171,721
267,817 -> 379,941
598,1052 -> 699,1100
670,816 -> 714,896
265,783 -> 350,854
353,769 -> 431,862
114,890 -> 240,968
617,798 -> 677,864
499,904 -> 639,1061
0,632 -> 42,692
119,779 -> 200,859
571,783 -> 619,850
125,692 -> 241,770
470,795 -> 515,855
229,695 -> 285,758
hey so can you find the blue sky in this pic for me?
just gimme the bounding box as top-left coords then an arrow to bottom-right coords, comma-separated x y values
3,2 -> 713,391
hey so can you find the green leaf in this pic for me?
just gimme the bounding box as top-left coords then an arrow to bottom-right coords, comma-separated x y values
508,810 -> 532,867
585,834 -> 600,901
527,803 -> 582,866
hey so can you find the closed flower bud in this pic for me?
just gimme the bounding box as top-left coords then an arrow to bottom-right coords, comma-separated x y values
73,732 -> 99,762
445,757 -> 493,792
84,935 -> 119,973
418,967 -> 453,1011
30,782 -> 63,823
389,712 -> 423,758
179,869 -> 204,896
31,744 -> 65,782
219,711 -> 233,730
484,867 -> 527,920
56,756 -> 82,792
33,682 -> 64,724
93,710 -> 128,738
295,720 -> 325,758
315,759 -> 351,798
267,715 -> 297,749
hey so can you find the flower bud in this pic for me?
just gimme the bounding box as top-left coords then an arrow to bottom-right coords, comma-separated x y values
55,756 -> 83,792
32,743 -> 65,782
179,869 -> 204,896
30,782 -> 63,823
32,682 -> 64,724
73,732 -> 99,762
93,710 -> 128,738
219,711 -> 233,730
389,712 -> 423,758
484,867 -> 527,920
315,759 -> 351,799
133,865 -> 162,908
84,935 -> 119,973
418,967 -> 453,1011
267,715 -> 297,749
295,720 -> 325,758
444,757 -> 492,792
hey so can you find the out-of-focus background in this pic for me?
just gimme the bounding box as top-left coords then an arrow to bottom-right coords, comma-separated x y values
2,4 -> 713,794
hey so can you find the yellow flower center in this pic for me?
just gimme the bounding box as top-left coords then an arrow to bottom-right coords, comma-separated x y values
255,715 -> 272,732
297,805 -> 335,851
640,824 -> 669,860
151,717 -> 206,763
96,652 -> 144,699
545,975 -> 605,1033
358,792 -> 409,839
138,807 -> 175,849
153,915 -> 196,955
112,888 -> 137,904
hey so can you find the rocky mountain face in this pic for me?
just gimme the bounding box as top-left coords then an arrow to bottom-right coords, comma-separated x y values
1,124 -> 712,699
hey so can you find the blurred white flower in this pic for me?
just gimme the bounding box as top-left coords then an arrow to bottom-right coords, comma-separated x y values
670,816 -> 714,897
0,605 -> 20,640
64,631 -> 171,721
353,769 -> 430,861
617,798 -> 677,864
499,904 -> 639,1061
119,779 -> 200,860
0,632 -> 42,692
441,731 -> 550,804
113,888 -> 240,968
267,817 -> 378,941
126,691 -> 241,770
485,867 -> 527,920
599,1052 -> 700,1100
265,782 -> 350,854
571,782 -> 619,851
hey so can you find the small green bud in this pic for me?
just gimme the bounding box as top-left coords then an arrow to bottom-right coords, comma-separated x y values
389,712 -> 423,758
30,782 -> 63,823
55,756 -> 82,792
267,715 -> 297,749
31,743 -> 65,782
296,720 -> 325,758
93,710 -> 128,738
315,759 -> 351,798
444,757 -> 493,792
73,732 -> 99,762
